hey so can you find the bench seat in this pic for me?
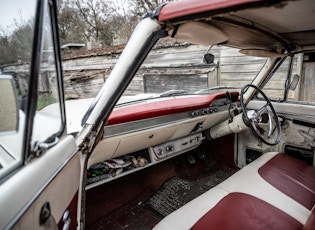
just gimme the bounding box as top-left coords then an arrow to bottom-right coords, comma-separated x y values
153,152 -> 315,230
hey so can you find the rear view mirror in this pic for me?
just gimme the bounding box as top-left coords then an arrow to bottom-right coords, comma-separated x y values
0,74 -> 19,134
290,74 -> 300,90
203,53 -> 214,64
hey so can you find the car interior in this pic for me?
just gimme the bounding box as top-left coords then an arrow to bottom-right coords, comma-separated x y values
0,0 -> 314,229
81,0 -> 315,229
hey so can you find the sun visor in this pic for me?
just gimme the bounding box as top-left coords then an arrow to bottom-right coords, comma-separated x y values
239,49 -> 286,58
173,22 -> 228,46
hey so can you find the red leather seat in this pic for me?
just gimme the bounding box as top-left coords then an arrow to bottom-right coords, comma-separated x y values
154,152 -> 315,230
259,153 -> 315,210
303,206 -> 315,230
191,192 -> 303,230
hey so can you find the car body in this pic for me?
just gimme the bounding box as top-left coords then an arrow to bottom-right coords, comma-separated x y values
0,0 -> 315,229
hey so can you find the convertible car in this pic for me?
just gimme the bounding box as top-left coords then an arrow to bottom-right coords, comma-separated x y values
0,0 -> 315,229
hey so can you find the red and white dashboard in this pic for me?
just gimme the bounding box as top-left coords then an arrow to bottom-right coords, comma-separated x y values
86,92 -> 239,188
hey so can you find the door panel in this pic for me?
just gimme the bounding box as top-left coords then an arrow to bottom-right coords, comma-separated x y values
0,0 -> 81,229
0,136 -> 79,229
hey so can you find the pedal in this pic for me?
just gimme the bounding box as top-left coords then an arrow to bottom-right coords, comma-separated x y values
196,150 -> 210,172
186,154 -> 196,164
197,151 -> 205,160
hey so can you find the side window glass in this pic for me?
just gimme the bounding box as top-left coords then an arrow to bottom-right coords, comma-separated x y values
263,55 -> 301,102
32,3 -> 63,149
297,52 -> 315,103
0,0 -> 37,179
263,57 -> 291,100
0,0 -> 64,179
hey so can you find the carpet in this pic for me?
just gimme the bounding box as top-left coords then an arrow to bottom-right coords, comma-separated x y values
145,177 -> 209,217
86,188 -> 162,230
145,165 -> 238,217
86,165 -> 238,229
196,165 -> 238,188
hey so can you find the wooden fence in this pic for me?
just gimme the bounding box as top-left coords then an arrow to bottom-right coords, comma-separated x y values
2,43 -> 314,103
59,44 -> 266,99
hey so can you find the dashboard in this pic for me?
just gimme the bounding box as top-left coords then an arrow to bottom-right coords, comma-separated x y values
86,92 -> 240,188
88,92 -> 239,165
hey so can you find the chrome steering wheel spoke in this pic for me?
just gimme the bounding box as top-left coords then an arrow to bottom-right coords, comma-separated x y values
240,84 -> 281,146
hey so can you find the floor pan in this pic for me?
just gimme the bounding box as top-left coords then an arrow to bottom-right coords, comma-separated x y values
145,176 -> 209,217
86,188 -> 162,230
86,164 -> 238,230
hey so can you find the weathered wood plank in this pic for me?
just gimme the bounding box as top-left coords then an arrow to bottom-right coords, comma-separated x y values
143,74 -> 208,93
4,43 -> 313,102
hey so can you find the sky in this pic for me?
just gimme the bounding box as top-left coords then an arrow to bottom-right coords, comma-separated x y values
0,0 -> 37,32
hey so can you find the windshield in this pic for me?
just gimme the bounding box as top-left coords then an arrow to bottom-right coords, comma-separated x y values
120,40 -> 267,105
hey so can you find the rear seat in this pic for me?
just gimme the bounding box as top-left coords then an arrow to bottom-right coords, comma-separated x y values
153,152 -> 315,230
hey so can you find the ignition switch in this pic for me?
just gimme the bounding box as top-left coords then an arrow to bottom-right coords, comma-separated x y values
191,121 -> 204,132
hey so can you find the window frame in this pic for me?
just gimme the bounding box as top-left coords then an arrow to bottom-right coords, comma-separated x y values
23,0 -> 66,163
259,53 -> 310,104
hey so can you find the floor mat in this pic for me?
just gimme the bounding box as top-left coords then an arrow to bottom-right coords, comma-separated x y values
146,165 -> 238,217
86,188 -> 163,230
87,165 -> 238,229
145,177 -> 209,217
196,165 -> 238,188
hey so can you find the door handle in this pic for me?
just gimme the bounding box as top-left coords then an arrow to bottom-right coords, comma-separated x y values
39,202 -> 58,229
62,210 -> 71,230
40,203 -> 71,230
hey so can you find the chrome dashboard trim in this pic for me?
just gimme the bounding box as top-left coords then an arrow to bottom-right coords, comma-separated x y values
104,101 -> 239,138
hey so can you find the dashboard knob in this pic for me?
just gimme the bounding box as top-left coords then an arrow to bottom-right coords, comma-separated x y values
192,111 -> 199,117
157,148 -> 163,155
166,145 -> 174,152
201,109 -> 208,115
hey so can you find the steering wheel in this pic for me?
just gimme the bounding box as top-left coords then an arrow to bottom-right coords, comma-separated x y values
240,84 -> 281,146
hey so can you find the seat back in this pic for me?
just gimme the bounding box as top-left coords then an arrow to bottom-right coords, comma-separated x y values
302,206 -> 315,230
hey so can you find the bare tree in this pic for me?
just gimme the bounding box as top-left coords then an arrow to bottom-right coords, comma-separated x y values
75,0 -> 114,46
105,14 -> 137,45
58,6 -> 86,45
55,0 -> 173,48
0,20 -> 33,65
127,0 -> 165,18
106,0 -> 161,44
